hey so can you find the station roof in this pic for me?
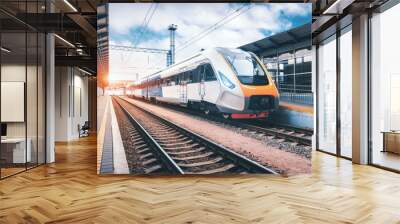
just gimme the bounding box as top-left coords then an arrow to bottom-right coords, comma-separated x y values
239,23 -> 311,54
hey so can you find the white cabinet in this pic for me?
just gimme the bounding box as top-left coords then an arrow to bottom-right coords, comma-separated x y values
1,138 -> 31,163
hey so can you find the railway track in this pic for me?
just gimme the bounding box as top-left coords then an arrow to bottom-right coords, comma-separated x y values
112,98 -> 183,174
236,120 -> 312,146
114,96 -> 276,175
128,96 -> 312,146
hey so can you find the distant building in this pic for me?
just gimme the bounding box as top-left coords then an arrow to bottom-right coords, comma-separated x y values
240,23 -> 312,106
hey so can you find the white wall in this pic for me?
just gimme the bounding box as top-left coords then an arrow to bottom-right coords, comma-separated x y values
71,73 -> 89,138
1,65 -> 25,131
55,67 -> 89,141
1,64 -> 30,138
1,63 -> 46,164
55,66 -> 69,141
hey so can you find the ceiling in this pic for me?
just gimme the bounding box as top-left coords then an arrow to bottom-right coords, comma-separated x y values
0,0 -> 99,74
1,0 -> 393,75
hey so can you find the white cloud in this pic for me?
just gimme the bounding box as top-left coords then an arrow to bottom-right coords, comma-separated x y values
108,3 -> 310,81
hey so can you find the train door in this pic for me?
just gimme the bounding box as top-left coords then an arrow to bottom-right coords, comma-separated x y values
198,65 -> 206,100
179,73 -> 188,104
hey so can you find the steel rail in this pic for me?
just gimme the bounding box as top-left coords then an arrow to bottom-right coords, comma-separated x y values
128,96 -> 312,146
114,97 -> 184,174
118,96 -> 277,175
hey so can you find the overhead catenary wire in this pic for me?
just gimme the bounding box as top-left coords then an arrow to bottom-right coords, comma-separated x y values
116,3 -> 162,81
121,3 -> 154,63
134,3 -> 155,46
175,4 -> 252,54
126,4 -> 252,79
122,3 -> 158,63
134,3 -> 158,47
151,4 -> 252,68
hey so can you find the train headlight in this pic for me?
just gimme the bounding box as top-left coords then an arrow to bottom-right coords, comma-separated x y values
218,72 -> 235,89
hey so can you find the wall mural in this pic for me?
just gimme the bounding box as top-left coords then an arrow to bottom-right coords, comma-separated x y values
97,3 -> 313,176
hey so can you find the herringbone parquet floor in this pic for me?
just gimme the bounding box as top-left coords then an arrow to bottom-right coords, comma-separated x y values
1,135 -> 400,223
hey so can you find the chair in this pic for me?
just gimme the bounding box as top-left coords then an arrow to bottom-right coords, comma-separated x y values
79,121 -> 90,138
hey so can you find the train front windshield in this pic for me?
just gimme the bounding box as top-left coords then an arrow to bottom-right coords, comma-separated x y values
224,52 -> 269,85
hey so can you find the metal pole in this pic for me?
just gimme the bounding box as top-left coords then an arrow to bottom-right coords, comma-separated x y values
168,24 -> 177,66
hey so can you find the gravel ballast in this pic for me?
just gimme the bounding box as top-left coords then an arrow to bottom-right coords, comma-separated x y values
122,97 -> 311,176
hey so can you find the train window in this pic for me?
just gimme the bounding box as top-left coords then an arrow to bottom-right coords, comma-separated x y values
194,68 -> 200,83
192,67 -> 200,83
188,70 -> 194,83
183,73 -> 187,83
187,72 -> 191,82
184,72 -> 189,83
192,68 -> 199,83
181,72 -> 186,84
196,65 -> 205,82
194,68 -> 201,83
179,73 -> 184,84
204,64 -> 217,81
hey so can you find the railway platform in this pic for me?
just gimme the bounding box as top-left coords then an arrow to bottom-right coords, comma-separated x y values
268,101 -> 314,130
97,95 -> 129,174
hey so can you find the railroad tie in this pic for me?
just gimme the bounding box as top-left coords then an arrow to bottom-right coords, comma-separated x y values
137,147 -> 150,154
142,158 -> 157,166
167,147 -> 206,155
139,153 -> 153,160
171,152 -> 214,161
161,140 -> 193,147
154,135 -> 186,141
131,136 -> 143,142
177,157 -> 223,167
156,137 -> 189,144
134,143 -> 148,150
163,143 -> 199,150
151,132 -> 180,138
144,165 -> 162,174
188,164 -> 236,174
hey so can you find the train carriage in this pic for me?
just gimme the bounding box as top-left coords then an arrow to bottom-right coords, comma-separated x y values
132,47 -> 279,119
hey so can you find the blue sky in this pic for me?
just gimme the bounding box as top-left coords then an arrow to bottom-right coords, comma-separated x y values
108,3 -> 311,81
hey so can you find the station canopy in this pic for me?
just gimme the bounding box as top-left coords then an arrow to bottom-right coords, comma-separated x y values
240,23 -> 311,55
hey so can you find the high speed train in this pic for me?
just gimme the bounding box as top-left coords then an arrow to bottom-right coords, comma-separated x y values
130,47 -> 279,119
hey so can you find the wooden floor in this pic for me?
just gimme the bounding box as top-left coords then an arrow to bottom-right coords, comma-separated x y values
1,135 -> 400,223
